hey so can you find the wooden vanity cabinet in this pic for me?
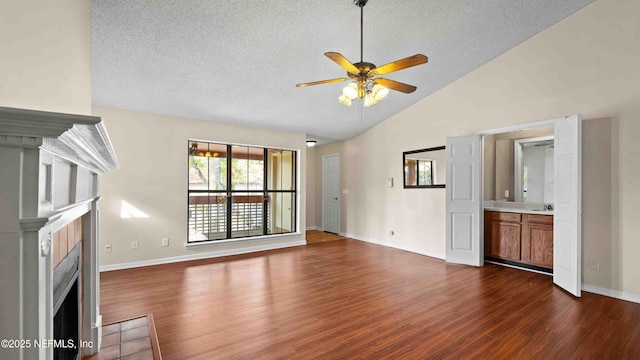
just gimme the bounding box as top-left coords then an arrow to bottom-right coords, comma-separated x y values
484,211 -> 553,269
521,214 -> 554,268
486,212 -> 521,261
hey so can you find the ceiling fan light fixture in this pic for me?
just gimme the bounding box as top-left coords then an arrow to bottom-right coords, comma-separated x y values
338,94 -> 352,106
373,84 -> 389,101
342,83 -> 359,100
363,92 -> 379,107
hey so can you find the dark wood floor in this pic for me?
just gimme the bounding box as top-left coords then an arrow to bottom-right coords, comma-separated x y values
305,229 -> 344,243
99,232 -> 640,359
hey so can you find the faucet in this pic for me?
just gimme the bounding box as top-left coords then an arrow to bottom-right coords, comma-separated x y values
545,204 -> 554,211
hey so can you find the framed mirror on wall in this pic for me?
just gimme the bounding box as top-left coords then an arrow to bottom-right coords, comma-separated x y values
403,146 -> 446,188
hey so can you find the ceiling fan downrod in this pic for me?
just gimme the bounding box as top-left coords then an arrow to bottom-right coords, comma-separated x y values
355,0 -> 368,63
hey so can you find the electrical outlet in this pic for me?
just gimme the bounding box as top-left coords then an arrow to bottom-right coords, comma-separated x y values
131,240 -> 139,249
587,260 -> 600,271
104,244 -> 112,253
162,238 -> 169,247
505,190 -> 510,198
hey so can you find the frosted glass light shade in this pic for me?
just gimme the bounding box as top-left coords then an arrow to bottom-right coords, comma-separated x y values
338,95 -> 352,106
342,83 -> 359,100
364,93 -> 379,107
373,84 -> 389,101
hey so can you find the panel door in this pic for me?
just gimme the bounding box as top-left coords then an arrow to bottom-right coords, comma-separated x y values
553,114 -> 582,296
446,135 -> 482,266
322,154 -> 340,234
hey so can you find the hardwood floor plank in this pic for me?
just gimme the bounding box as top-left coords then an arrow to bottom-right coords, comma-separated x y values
97,232 -> 640,359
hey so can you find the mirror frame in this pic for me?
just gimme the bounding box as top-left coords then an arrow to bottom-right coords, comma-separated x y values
403,146 -> 446,189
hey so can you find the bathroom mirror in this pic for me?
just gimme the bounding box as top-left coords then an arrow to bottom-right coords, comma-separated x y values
483,126 -> 554,202
403,146 -> 446,188
514,136 -> 554,202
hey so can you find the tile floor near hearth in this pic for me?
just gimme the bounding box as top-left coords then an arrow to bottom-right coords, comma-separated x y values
92,316 -> 155,360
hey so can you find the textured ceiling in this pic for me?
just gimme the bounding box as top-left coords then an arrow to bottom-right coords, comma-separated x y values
92,0 -> 594,144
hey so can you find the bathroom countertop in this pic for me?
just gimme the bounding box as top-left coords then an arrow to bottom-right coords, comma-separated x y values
483,206 -> 554,215
483,201 -> 554,215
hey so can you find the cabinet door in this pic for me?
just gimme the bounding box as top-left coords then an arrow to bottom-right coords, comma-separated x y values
490,221 -> 521,260
526,223 -> 554,268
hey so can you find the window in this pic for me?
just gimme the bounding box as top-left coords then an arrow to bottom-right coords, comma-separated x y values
188,141 -> 297,242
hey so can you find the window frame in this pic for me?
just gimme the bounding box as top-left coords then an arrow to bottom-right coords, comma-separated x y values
187,140 -> 298,244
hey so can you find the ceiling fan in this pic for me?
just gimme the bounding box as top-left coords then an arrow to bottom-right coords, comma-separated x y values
296,0 -> 428,107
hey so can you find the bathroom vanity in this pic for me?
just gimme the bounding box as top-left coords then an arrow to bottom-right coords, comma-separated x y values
482,127 -> 556,273
484,202 -> 554,272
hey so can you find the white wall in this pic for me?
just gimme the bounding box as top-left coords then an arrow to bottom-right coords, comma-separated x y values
94,106 -> 306,268
313,0 -> 640,297
0,0 -> 92,115
305,146 -> 317,229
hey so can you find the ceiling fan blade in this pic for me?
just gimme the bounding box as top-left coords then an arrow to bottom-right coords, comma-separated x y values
374,78 -> 417,94
370,54 -> 428,76
325,52 -> 360,74
296,78 -> 348,87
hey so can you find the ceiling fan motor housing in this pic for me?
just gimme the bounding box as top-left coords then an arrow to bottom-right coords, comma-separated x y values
348,62 -> 376,79
354,0 -> 368,8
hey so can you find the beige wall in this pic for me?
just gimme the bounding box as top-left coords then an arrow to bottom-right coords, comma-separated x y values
95,106 -> 307,267
0,0 -> 92,115
305,146 -> 317,228
313,0 -> 640,296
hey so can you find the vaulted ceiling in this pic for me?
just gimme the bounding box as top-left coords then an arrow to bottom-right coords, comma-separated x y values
92,0 -> 594,143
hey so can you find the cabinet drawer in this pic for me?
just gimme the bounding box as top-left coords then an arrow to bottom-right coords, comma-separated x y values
492,212 -> 521,222
527,214 -> 553,225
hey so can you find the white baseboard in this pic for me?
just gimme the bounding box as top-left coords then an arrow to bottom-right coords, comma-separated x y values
582,284 -> 640,304
340,232 -> 445,260
306,226 -> 321,231
100,240 -> 306,272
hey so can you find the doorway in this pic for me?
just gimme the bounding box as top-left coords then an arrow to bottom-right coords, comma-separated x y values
445,115 -> 582,296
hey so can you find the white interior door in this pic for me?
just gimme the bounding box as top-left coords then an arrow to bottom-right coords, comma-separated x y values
553,115 -> 582,296
322,154 -> 340,234
446,135 -> 483,266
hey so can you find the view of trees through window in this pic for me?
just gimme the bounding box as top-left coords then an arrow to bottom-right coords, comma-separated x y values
188,141 -> 296,242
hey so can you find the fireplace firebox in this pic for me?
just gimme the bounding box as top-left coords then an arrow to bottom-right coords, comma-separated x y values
53,243 -> 81,360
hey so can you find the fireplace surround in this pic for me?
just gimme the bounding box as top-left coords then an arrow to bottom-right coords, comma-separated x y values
0,107 -> 118,360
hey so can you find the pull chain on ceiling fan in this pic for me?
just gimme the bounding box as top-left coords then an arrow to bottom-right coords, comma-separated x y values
296,0 -> 428,107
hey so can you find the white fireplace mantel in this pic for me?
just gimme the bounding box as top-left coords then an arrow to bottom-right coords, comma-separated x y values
0,107 -> 118,360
